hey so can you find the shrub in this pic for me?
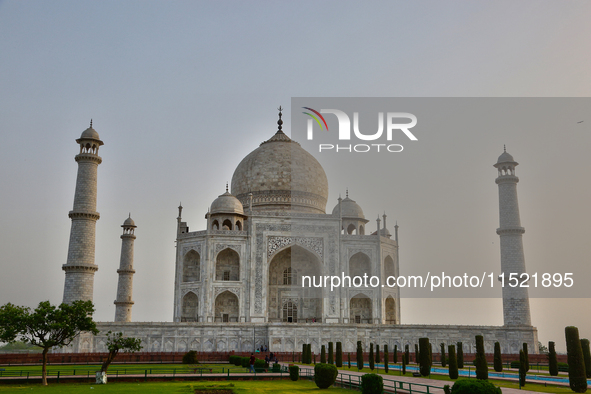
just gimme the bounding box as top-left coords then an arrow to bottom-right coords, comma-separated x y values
558,362 -> 569,372
369,343 -> 375,370
384,344 -> 389,373
510,360 -> 520,369
450,379 -> 501,394
394,345 -> 398,363
474,335 -> 488,380
314,363 -> 338,389
441,343 -> 446,367
376,344 -> 380,364
254,358 -> 265,370
548,341 -> 558,376
448,344 -> 458,380
419,338 -> 431,376
493,342 -> 502,372
328,342 -> 334,364
272,363 -> 281,372
289,365 -> 299,381
443,384 -> 451,394
360,373 -> 383,394
182,350 -> 198,364
233,356 -> 242,366
581,338 -> 591,378
457,342 -> 464,369
336,342 -> 343,367
357,341 -> 364,371
321,345 -> 326,363
241,356 -> 250,368
566,326 -> 588,393
522,343 -> 529,372
519,349 -> 527,387
229,355 -> 237,365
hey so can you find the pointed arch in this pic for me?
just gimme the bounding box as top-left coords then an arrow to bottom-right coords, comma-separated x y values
181,291 -> 198,322
216,248 -> 240,281
183,250 -> 200,282
384,255 -> 395,279
349,251 -> 371,278
385,295 -> 396,324
222,219 -> 233,230
350,293 -> 372,323
214,290 -> 239,322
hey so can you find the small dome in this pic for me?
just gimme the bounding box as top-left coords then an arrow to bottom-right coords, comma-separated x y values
211,191 -> 244,215
497,151 -> 515,164
332,196 -> 365,219
80,126 -> 101,141
123,215 -> 136,227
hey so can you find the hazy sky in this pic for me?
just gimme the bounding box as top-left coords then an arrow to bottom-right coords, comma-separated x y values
1,1 -> 590,352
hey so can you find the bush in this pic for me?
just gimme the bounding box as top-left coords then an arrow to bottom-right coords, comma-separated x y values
336,342 -> 343,367
369,343 -> 375,370
566,326 -> 588,393
361,373 -> 383,394
314,363 -> 338,389
548,341 -> 558,376
419,338 -> 431,377
457,342 -> 464,369
328,342 -> 334,364
510,360 -> 520,369
182,350 -> 198,364
493,342 -> 502,372
289,365 -> 299,381
443,384 -> 451,394
450,379 -> 501,394
229,355 -> 238,365
254,358 -> 265,370
474,335 -> 488,380
241,356 -> 250,368
448,345 -> 458,380
233,356 -> 242,366
272,363 -> 281,372
558,362 -> 569,372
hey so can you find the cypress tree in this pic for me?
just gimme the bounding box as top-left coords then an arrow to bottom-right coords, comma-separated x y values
394,345 -> 398,363
336,342 -> 343,367
457,342 -> 464,369
321,345 -> 326,364
348,352 -> 351,368
581,339 -> 591,379
357,341 -> 364,371
548,341 -> 558,376
440,343 -> 446,367
474,335 -> 488,380
302,343 -> 307,364
308,344 -> 312,364
419,338 -> 431,377
405,344 -> 410,365
519,349 -> 527,387
415,344 -> 419,365
523,343 -> 530,372
448,345 -> 458,379
328,342 -> 334,364
384,345 -> 389,373
376,344 -> 380,364
494,342 -> 503,372
369,343 -> 375,370
402,355 -> 406,375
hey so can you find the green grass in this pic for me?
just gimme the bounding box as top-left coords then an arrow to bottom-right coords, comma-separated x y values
0,379 -> 352,393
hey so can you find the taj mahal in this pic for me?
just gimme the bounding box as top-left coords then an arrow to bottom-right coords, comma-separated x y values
63,110 -> 538,354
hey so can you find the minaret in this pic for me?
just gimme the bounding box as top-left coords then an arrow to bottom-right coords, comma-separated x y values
62,121 -> 103,304
494,147 -> 532,326
114,215 -> 137,322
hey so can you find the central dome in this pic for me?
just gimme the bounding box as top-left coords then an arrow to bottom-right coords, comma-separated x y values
231,111 -> 328,213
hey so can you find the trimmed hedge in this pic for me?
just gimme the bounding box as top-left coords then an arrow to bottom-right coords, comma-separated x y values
519,349 -> 527,387
448,344 -> 458,380
394,345 -> 398,364
314,363 -> 338,389
289,365 -> 299,381
441,343 -> 446,367
384,344 -> 389,373
450,379 -> 501,394
336,342 -> 343,367
182,350 -> 198,364
457,342 -> 464,369
241,356 -> 249,368
361,373 -> 383,394
522,343 -> 529,372
581,338 -> 591,378
548,341 -> 558,376
328,342 -> 334,364
493,342 -> 502,372
357,341 -> 364,371
321,345 -> 326,364
419,338 -> 431,376
405,344 -> 410,365
474,335 -> 488,380
376,344 -> 380,364
369,343 -> 375,371
566,326 -> 588,393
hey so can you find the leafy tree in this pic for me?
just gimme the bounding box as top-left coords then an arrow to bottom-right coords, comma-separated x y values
441,343 -> 446,367
493,342 -> 502,372
522,343 -> 529,372
384,344 -> 389,373
357,341 -> 364,371
519,349 -> 527,387
336,342 -> 342,367
581,338 -> 591,379
101,331 -> 142,373
321,344 -> 326,363
376,344 -> 380,364
474,335 -> 488,380
448,344 -> 458,379
0,300 -> 98,385
182,350 -> 198,364
394,344 -> 398,363
450,379 -> 502,394
457,342 -> 464,369
369,343 -> 375,370
538,341 -> 548,354
328,342 -> 334,364
548,341 -> 558,376
419,338 -> 431,376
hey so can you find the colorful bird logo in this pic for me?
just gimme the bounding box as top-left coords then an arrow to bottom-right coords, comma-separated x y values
302,107 -> 329,131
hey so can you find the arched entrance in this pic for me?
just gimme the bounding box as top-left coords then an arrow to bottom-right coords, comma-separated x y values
385,296 -> 396,324
268,245 -> 322,322
214,290 -> 239,322
350,293 -> 372,324
181,292 -> 198,322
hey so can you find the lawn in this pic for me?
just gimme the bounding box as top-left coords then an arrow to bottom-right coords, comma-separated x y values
0,380 -> 353,393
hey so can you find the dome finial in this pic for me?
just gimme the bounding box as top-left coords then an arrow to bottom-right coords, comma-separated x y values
504,144 -> 506,152
277,106 -> 283,133
346,188 -> 349,198
90,119 -> 93,128
128,212 -> 131,218
226,182 -> 229,193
